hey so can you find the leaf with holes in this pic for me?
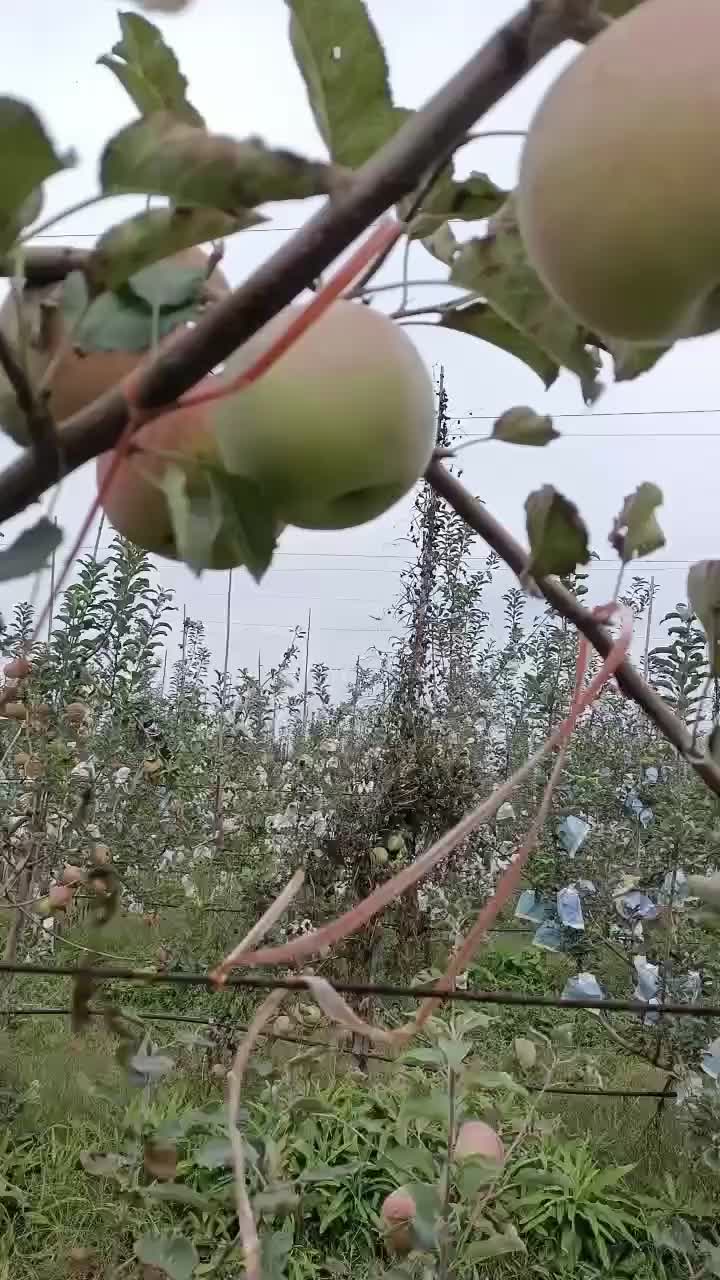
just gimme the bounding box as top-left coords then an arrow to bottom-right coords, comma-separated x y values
87,206 -> 263,293
407,170 -> 507,239
0,99 -> 75,252
440,304 -> 558,388
134,1234 -> 198,1280
287,0 -> 410,167
101,115 -> 334,212
0,518 -> 62,583
492,407 -> 558,447
98,12 -> 204,125
525,486 -> 590,579
451,199 -> 601,403
609,482 -> 664,564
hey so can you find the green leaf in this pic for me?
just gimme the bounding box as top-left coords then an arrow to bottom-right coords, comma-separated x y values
609,482 -> 665,564
134,1233 -> 198,1280
604,337 -> 669,382
159,462 -> 223,576
98,12 -> 204,126
407,170 -> 507,239
400,1046 -> 445,1067
209,469 -> 282,584
450,199 -> 601,403
297,1162 -> 362,1184
456,1160 -> 503,1196
260,1227 -> 293,1280
127,260 -> 208,311
405,1182 -> 440,1254
101,114 -> 334,212
286,0 -> 410,167
421,221 -> 459,267
513,1036 -> 537,1070
143,1183 -> 210,1209
0,518 -> 62,583
193,1137 -> 234,1169
0,99 -> 75,253
61,270 -> 200,354
440,303 -> 559,389
525,485 -> 590,578
128,1049 -> 174,1081
464,1227 -> 526,1260
384,1143 -> 436,1181
87,206 -> 262,293
492,407 -> 558,448
80,1151 -> 133,1179
464,1069 -> 521,1092
687,561 -> 720,675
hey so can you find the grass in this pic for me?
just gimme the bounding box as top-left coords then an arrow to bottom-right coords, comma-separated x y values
1,933 -> 718,1277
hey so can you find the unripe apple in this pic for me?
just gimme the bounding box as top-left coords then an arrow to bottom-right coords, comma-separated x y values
370,845 -> 389,866
454,1120 -> 505,1166
517,0 -> 720,344
214,300 -> 436,529
381,1187 -> 416,1254
0,249 -> 229,444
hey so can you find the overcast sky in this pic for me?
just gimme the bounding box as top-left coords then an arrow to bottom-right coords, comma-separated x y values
0,0 -> 716,694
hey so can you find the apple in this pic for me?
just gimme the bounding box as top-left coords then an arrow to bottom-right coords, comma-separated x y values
0,247 -> 229,444
213,299 -> 436,529
454,1120 -> 505,1165
517,0 -> 720,343
381,1187 -> 416,1254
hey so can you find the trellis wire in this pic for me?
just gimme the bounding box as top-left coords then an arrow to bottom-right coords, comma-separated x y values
0,1005 -> 678,1100
2,961 -> 719,1018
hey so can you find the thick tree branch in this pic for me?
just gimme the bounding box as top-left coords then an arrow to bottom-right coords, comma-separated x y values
425,458 -> 720,799
0,0 -> 574,522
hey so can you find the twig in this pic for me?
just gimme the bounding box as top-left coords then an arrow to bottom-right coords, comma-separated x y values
425,459 -> 720,799
0,330 -> 59,472
0,0 -> 564,519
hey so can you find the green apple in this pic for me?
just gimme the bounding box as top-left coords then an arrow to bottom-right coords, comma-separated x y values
213,299 -> 436,529
517,0 -> 720,344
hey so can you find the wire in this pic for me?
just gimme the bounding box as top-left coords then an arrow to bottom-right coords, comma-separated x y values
0,1004 -> 678,1098
3,962 -> 720,1018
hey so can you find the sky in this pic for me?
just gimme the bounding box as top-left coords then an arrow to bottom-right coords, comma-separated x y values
0,0 -> 717,695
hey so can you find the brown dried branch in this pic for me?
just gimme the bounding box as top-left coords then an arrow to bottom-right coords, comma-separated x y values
425,459 -> 720,798
0,0 -> 568,522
